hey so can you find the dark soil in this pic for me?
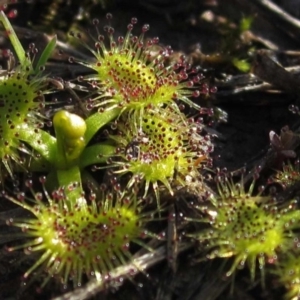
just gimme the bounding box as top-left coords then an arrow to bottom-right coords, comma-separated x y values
1,0 -> 300,299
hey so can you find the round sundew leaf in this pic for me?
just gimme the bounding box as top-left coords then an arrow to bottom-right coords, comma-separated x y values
0,71 -> 46,176
34,204 -> 140,259
192,177 -> 300,284
7,188 -> 151,288
0,12 -> 58,177
108,107 -> 213,200
71,15 -> 209,120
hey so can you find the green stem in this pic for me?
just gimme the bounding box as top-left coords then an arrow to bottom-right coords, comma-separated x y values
56,166 -> 84,208
24,156 -> 51,172
81,170 -> 103,200
51,111 -> 88,206
45,170 -> 59,192
54,127 -> 68,169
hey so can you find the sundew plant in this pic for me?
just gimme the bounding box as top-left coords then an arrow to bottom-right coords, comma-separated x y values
0,3 -> 300,300
0,8 -> 214,296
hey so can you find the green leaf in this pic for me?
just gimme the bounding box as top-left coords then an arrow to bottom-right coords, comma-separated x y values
80,143 -> 116,168
239,16 -> 253,32
35,35 -> 57,73
85,108 -> 121,144
0,11 -> 31,69
232,58 -> 251,72
18,124 -> 56,164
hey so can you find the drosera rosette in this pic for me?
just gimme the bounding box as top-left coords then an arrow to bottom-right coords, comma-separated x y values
189,171 -> 300,286
69,13 -> 212,120
5,177 -> 156,288
107,105 -> 213,204
0,11 -> 57,178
